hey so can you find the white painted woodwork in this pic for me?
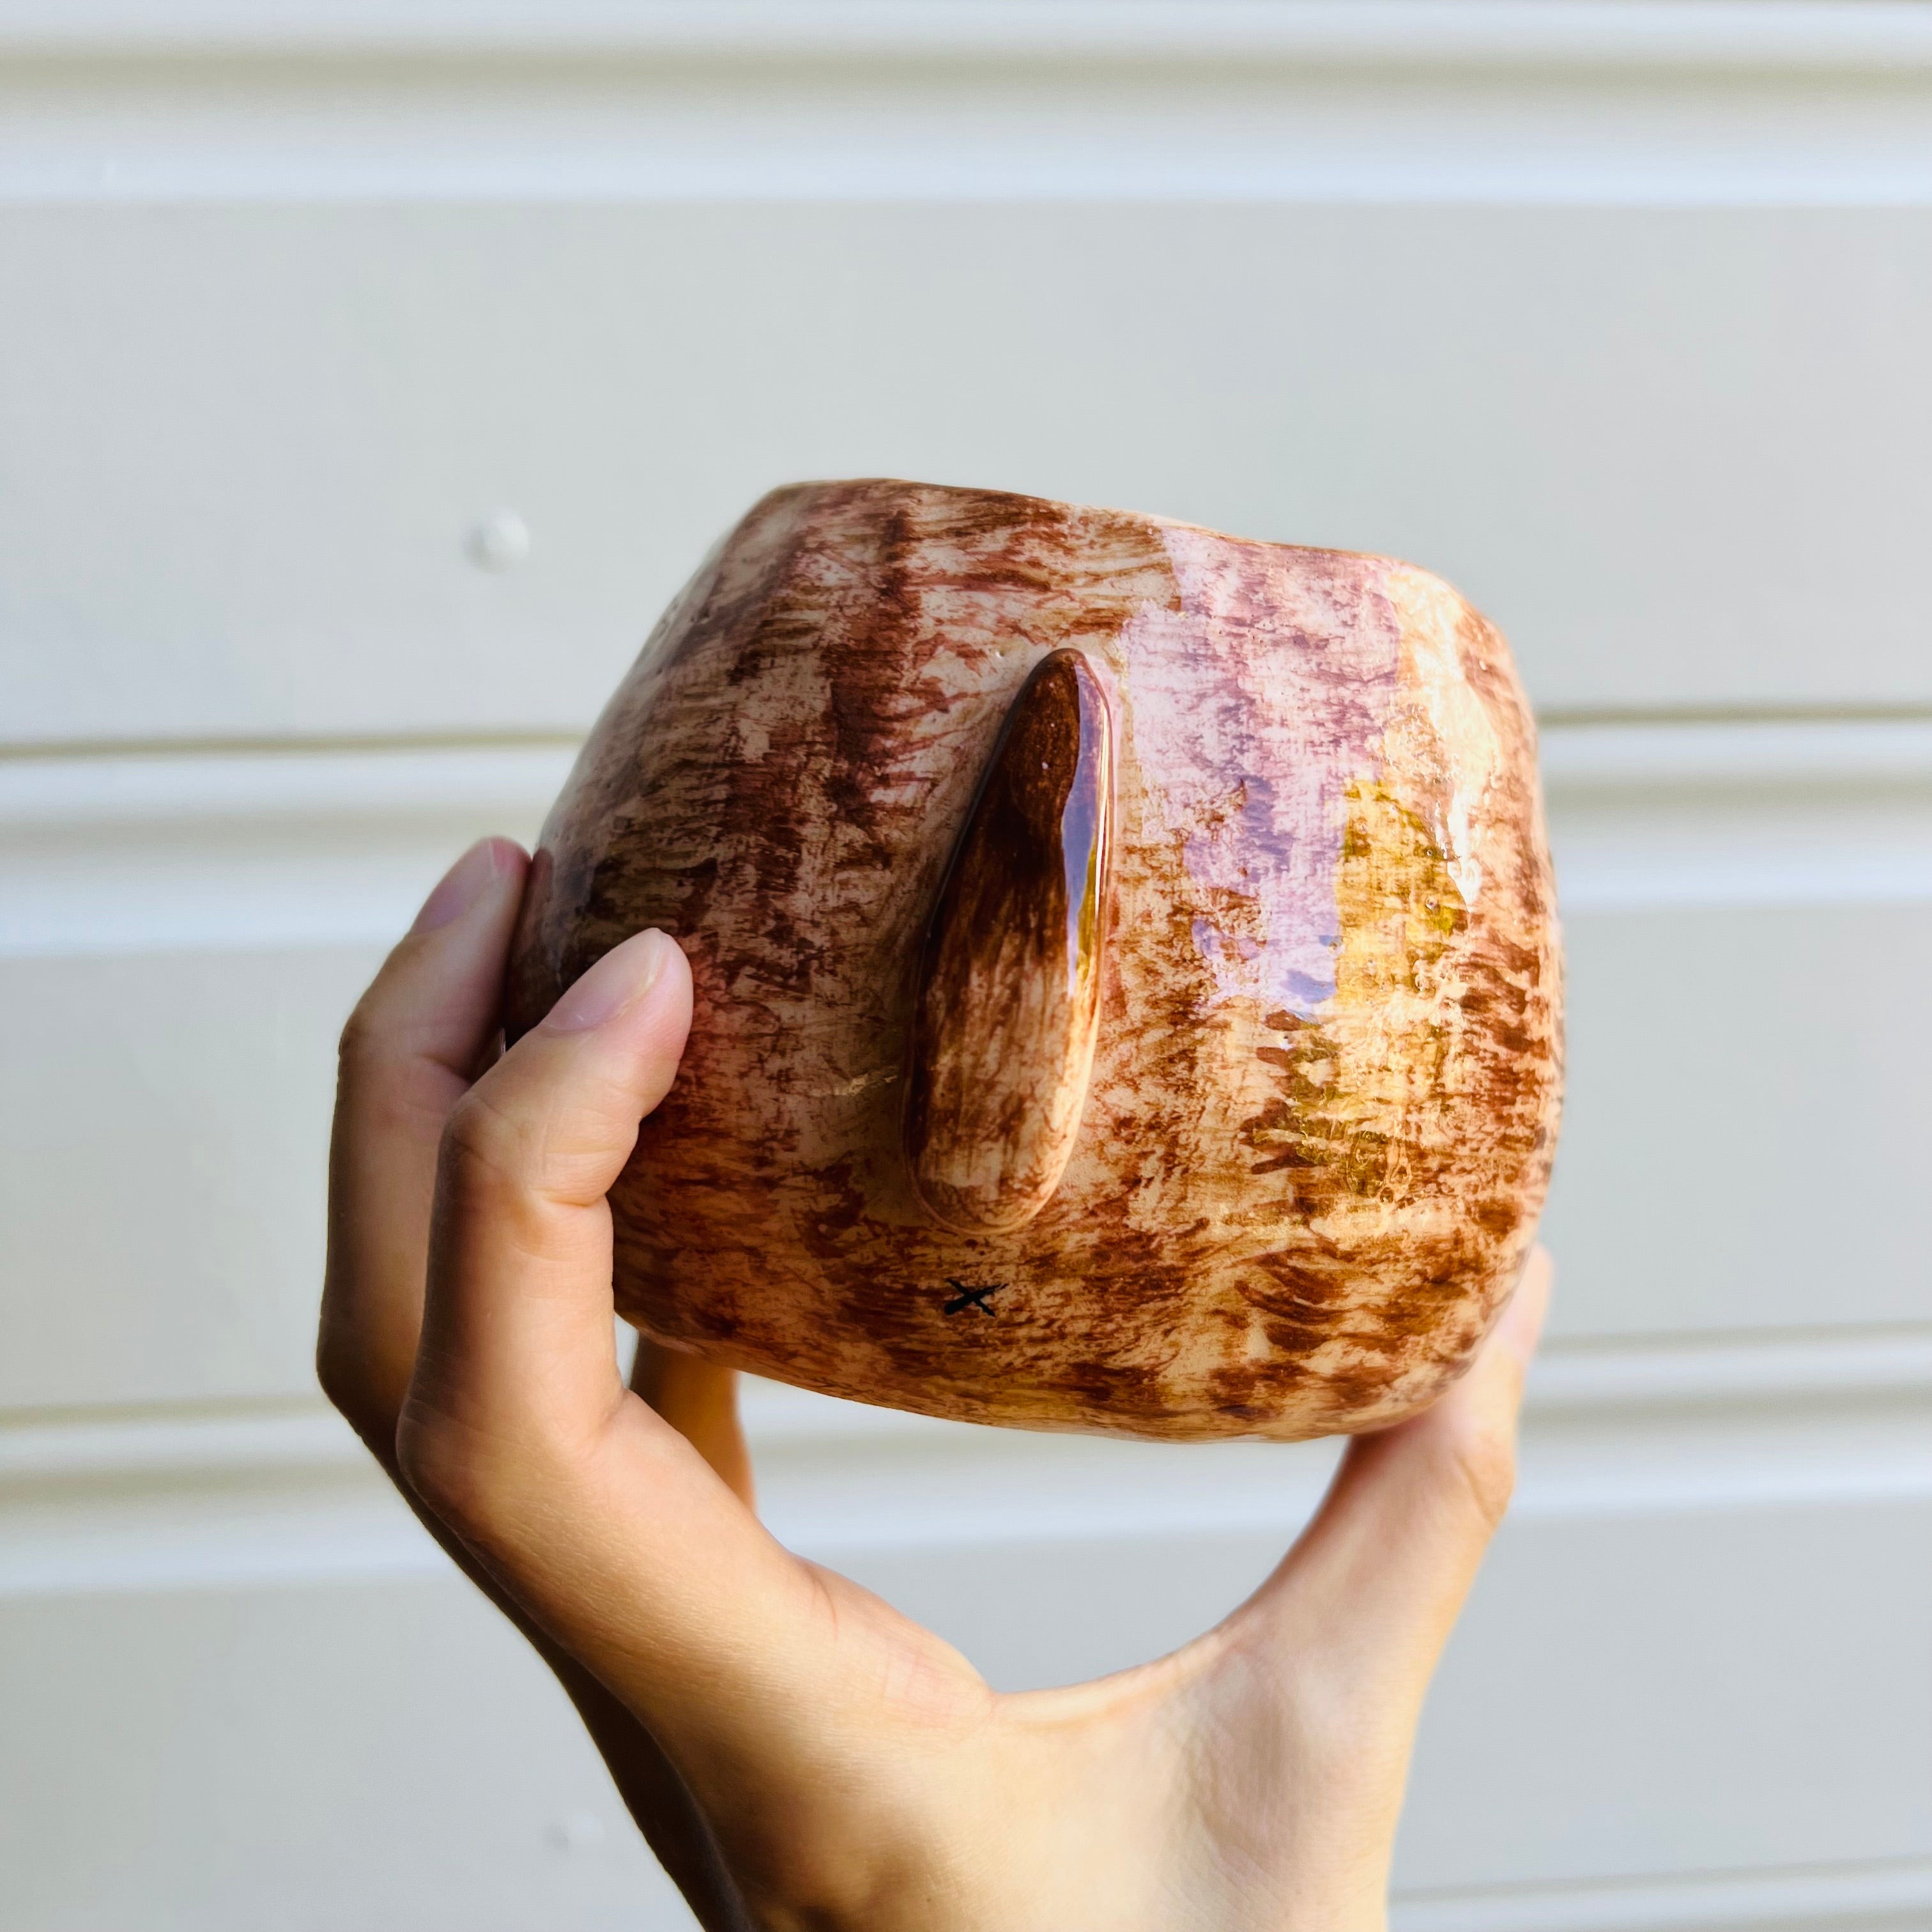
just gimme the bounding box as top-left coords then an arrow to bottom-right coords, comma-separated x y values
1,6 -> 1928,1929
8,205 -> 1932,742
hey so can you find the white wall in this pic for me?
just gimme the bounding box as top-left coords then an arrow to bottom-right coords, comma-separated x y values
1,6 -> 1928,1929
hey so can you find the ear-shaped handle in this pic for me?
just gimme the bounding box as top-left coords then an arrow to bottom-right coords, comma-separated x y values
903,648 -> 1113,1235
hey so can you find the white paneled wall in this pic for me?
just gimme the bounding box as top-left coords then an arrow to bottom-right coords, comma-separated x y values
1,6 -> 1929,1929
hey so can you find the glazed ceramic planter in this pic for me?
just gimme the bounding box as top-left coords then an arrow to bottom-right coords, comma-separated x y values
508,480 -> 1563,1441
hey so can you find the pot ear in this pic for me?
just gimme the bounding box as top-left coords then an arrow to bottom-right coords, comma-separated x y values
903,648 -> 1113,1235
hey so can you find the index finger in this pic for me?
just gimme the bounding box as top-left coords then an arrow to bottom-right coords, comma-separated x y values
319,837 -> 529,1459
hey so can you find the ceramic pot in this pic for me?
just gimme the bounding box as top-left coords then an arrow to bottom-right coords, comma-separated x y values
507,480 -> 1563,1442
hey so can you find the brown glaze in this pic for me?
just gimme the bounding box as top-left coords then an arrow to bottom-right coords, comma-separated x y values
507,480 -> 1563,1443
904,648 -> 1113,1236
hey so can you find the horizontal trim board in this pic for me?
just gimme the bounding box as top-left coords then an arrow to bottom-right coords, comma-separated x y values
0,741 -> 579,829
10,12 -> 1932,206
1,1326 -> 1925,1595
7,2 -> 1932,73
6,717 -> 1927,787
19,144 -> 1932,212
4,1449 -> 1928,1597
6,1325 -> 1924,1481
3,719 -> 1929,957
1544,721 -> 1932,914
1393,1857 -> 1932,1932
1540,721 -> 1932,791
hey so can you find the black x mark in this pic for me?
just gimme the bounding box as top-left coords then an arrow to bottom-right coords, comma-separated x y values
942,1278 -> 1006,1317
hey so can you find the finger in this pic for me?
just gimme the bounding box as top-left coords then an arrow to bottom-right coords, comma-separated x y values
408,927 -> 696,1459
328,887 -> 753,1919
401,927 -> 766,1581
1233,1246 -> 1552,1705
319,838 -> 528,1459
632,1344 -> 756,1511
400,933 -> 924,1797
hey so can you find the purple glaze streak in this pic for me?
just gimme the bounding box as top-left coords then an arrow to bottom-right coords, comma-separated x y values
1123,525 -> 1401,1016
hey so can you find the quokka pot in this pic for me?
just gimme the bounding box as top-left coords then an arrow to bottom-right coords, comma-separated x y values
507,480 -> 1563,1441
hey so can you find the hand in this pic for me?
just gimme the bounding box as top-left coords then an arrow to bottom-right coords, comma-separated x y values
321,838 -> 1552,1932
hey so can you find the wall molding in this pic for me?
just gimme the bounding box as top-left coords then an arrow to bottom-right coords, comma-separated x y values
2,1324 -> 1925,1596
8,4 -> 1932,205
3,720 -> 1929,956
7,718 -> 1926,824
5,1324 -> 1924,1480
1393,1856 -> 1932,1932
6,3 -> 1932,75
0,739 -> 578,833
1540,719 -> 1932,793
1542,720 -> 1932,914
0,742 -> 577,957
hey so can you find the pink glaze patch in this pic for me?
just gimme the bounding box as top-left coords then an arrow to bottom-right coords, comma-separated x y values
1120,525 -> 1402,1015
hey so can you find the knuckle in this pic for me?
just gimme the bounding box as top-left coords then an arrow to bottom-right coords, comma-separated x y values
439,1090 -> 530,1198
396,1387 -> 580,1560
314,1332 -> 366,1429
394,1400 -> 488,1532
337,997 -> 441,1112
314,1320 -> 401,1463
335,1000 -> 387,1078
440,1085 -> 615,1215
316,1357 -> 379,1453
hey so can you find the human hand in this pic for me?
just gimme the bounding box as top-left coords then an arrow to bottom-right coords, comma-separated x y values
321,837 -> 1552,1932
319,837 -> 750,1920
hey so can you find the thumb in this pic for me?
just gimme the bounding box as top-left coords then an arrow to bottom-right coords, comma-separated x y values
404,926 -> 694,1476
398,929 -> 851,1792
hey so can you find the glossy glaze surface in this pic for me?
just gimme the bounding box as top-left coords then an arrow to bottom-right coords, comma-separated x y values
507,480 -> 1563,1441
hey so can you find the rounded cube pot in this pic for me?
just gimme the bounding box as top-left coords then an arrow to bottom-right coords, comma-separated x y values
507,479 -> 1563,1442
